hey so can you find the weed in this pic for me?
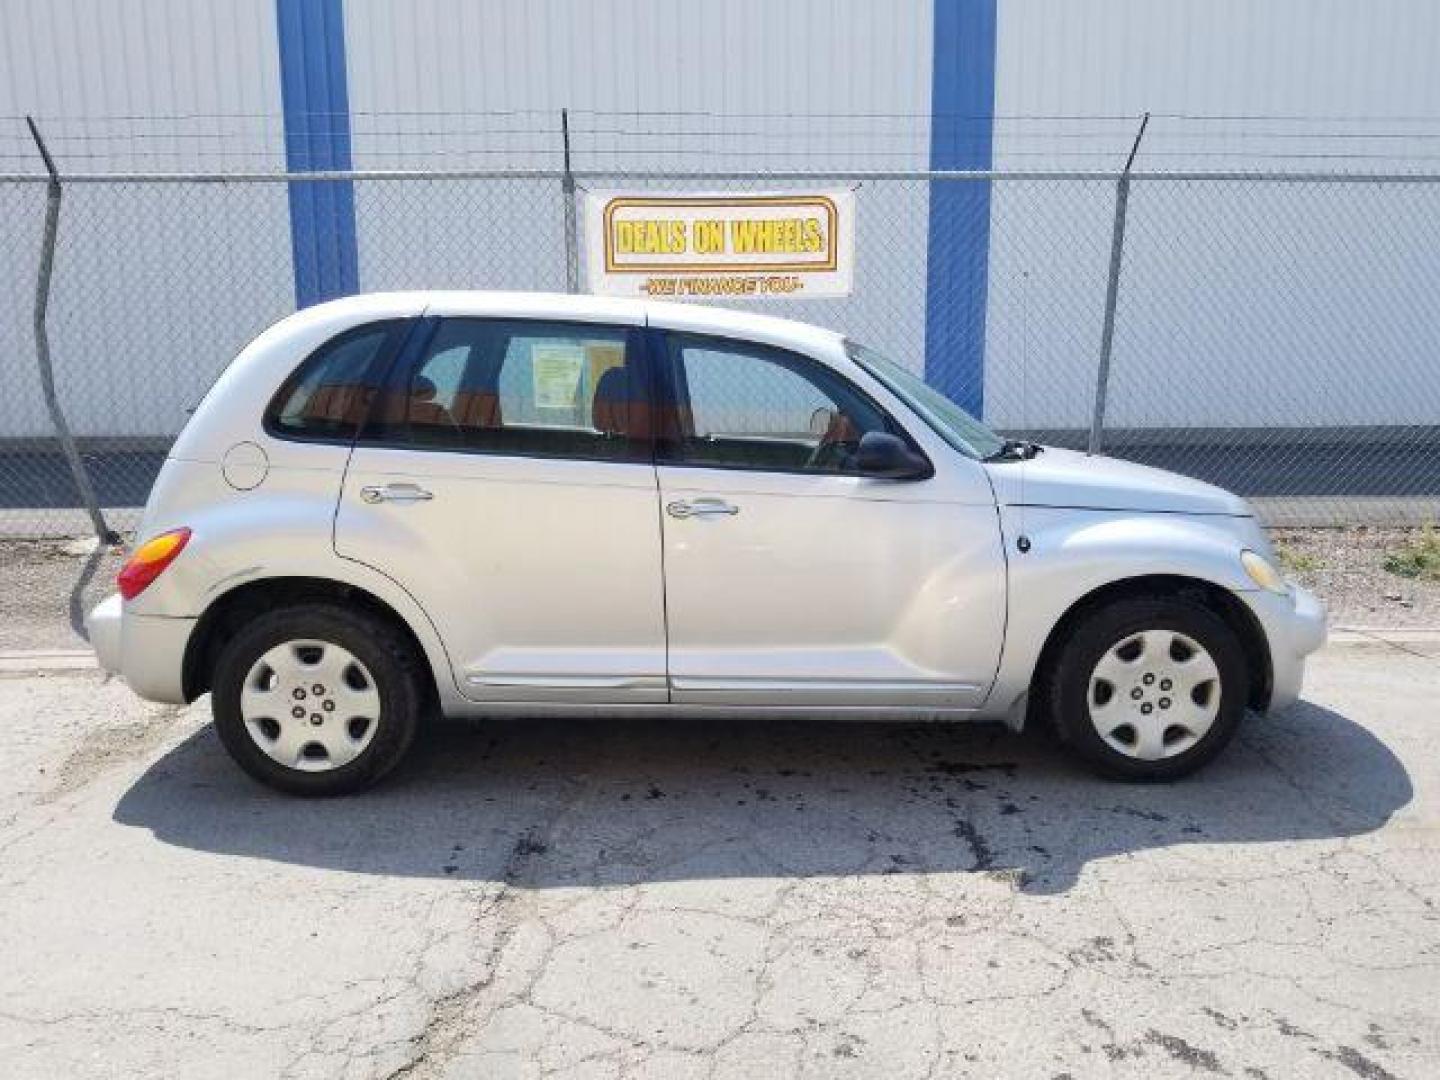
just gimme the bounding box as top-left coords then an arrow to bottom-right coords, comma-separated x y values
1276,545 -> 1321,574
1382,524 -> 1440,582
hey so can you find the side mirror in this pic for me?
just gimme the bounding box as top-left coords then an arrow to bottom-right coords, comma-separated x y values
855,431 -> 931,480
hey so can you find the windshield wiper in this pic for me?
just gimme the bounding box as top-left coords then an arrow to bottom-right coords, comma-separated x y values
984,439 -> 1043,463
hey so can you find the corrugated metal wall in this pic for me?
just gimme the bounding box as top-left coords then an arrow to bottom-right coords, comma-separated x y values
2,1 -> 1439,437
341,0 -> 936,382
0,0 -> 285,171
996,0 -> 1440,164
0,0 -> 292,437
984,0 -> 1440,429
345,0 -> 933,171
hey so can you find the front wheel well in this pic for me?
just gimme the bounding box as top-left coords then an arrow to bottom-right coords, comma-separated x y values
1028,575 -> 1273,719
182,576 -> 437,705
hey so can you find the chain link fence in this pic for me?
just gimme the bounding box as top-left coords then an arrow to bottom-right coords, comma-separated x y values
2,162 -> 1439,540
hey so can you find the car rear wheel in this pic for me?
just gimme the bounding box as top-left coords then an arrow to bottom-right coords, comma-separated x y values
212,603 -> 424,795
1046,595 -> 1249,781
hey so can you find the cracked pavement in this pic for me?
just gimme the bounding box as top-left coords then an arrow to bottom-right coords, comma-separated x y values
0,641 -> 1436,1078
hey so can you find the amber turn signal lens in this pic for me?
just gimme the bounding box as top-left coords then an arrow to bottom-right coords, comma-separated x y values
1240,549 -> 1287,595
117,527 -> 192,601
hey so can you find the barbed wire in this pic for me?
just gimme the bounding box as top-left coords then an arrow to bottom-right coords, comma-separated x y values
8,111 -> 1440,176
7,108 -> 1440,122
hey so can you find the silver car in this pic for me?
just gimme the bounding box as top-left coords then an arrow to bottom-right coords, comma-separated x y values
88,291 -> 1326,794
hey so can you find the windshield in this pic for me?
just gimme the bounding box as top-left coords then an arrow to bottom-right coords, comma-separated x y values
846,341 -> 1006,460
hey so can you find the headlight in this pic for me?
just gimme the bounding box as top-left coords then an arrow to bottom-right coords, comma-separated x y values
1241,549 -> 1288,595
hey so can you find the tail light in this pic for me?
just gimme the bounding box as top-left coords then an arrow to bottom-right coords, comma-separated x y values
118,527 -> 192,601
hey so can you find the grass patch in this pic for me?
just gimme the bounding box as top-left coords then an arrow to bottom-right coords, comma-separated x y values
1383,525 -> 1440,582
1276,545 -> 1321,574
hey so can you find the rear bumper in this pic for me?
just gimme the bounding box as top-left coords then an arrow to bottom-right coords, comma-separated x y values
1244,584 -> 1327,711
86,593 -> 194,704
87,593 -> 124,674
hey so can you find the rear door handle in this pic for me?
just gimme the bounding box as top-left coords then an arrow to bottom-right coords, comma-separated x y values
666,498 -> 739,519
360,483 -> 434,505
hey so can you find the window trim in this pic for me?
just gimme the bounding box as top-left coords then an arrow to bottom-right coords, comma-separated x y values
262,318 -> 414,447
652,330 -> 932,479
354,315 -> 656,466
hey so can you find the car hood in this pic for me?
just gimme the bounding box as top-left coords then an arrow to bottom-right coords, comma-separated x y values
983,446 -> 1250,516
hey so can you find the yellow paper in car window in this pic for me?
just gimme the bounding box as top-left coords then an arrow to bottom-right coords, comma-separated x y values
532,344 -> 585,410
586,341 -> 625,389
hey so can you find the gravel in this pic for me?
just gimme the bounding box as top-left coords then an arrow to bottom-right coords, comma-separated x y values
0,539 -> 126,652
1271,526 -> 1440,628
0,527 -> 1434,654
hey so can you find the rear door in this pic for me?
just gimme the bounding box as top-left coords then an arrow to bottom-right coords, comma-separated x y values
335,314 -> 667,703
652,331 -> 1007,709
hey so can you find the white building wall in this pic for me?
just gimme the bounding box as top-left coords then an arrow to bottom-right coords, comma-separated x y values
0,0 -> 290,438
985,0 -> 1440,429
1,1 -> 1438,439
1,0 -> 284,168
343,0 -> 934,169
342,0 -> 937,375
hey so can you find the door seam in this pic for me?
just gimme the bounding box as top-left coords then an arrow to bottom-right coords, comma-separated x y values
643,317 -> 676,704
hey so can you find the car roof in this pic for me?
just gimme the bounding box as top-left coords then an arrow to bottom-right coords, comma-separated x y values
302,290 -> 846,355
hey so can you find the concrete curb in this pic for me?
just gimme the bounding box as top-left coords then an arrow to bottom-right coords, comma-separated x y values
0,650 -> 99,674
1329,629 -> 1440,652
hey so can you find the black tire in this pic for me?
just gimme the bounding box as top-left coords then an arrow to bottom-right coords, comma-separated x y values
212,603 -> 425,795
1044,595 -> 1249,781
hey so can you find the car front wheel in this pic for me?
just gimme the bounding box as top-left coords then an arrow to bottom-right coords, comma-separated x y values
1046,595 -> 1250,781
212,603 -> 424,795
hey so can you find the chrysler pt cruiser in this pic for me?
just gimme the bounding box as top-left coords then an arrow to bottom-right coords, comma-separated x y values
88,292 -> 1325,794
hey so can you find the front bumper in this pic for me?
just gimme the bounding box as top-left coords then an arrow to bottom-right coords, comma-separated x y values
86,592 -> 195,704
1243,583 -> 1327,711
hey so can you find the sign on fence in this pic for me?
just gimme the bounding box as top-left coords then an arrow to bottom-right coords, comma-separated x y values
583,190 -> 855,299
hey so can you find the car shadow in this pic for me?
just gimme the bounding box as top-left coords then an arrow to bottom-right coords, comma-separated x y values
113,701 -> 1410,895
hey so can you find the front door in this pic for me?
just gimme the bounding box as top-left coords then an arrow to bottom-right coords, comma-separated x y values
653,332 -> 1006,709
335,315 -> 667,703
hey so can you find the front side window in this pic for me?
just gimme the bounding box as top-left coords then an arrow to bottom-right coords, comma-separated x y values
365,318 -> 646,461
266,321 -> 404,441
660,334 -> 907,474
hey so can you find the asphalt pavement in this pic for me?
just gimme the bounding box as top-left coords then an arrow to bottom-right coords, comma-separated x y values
0,639 -> 1436,1078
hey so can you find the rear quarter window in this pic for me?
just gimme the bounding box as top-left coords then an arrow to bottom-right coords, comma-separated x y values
265,321 -> 405,442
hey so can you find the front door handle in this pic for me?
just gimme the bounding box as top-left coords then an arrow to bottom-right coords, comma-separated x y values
360,483 -> 434,505
666,498 -> 739,519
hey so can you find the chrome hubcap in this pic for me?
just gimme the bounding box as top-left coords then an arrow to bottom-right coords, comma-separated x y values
240,640 -> 380,772
1087,630 -> 1221,761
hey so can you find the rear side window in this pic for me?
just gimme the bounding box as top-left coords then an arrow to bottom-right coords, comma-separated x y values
363,318 -> 647,462
266,321 -> 404,442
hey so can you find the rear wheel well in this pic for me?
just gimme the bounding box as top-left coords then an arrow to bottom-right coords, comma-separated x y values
1029,575 -> 1272,720
182,577 -> 437,706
